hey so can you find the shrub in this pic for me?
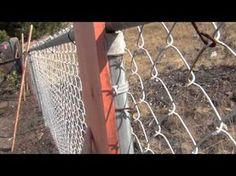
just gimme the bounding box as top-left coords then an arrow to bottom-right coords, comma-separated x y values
0,30 -> 9,43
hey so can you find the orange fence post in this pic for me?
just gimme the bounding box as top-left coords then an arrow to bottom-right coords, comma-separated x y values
73,22 -> 120,154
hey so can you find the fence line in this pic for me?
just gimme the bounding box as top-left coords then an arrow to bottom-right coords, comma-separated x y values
29,27 -> 86,153
28,22 -> 236,154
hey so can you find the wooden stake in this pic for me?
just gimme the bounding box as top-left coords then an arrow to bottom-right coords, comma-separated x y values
21,33 -> 26,101
11,25 -> 33,152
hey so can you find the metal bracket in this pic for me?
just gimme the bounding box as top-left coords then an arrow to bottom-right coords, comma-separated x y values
112,81 -> 129,96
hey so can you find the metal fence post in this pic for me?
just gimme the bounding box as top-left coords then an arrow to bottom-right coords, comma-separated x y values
106,31 -> 134,154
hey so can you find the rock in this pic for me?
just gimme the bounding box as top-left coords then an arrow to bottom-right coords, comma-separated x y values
225,91 -> 233,97
210,51 -> 217,58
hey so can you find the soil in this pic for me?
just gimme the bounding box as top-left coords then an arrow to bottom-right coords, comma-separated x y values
0,83 -> 58,154
129,65 -> 236,153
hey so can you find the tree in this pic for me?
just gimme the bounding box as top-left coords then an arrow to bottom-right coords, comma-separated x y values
0,30 -> 10,43
0,22 -> 67,42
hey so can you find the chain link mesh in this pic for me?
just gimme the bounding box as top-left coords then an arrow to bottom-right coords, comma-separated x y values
123,22 -> 236,154
28,28 -> 86,154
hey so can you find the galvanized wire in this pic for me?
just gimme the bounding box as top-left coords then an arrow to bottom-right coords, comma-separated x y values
123,22 -> 236,154
28,27 -> 86,154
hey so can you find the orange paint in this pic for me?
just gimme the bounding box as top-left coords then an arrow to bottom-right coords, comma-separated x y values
74,22 -> 119,154
93,22 -> 120,154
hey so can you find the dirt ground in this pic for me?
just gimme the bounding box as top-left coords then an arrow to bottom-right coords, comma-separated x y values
129,66 -> 236,153
0,82 -> 58,154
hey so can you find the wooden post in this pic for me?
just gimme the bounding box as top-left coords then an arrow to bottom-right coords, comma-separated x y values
25,39 -> 29,96
11,25 -> 33,152
73,22 -> 119,154
21,33 -> 26,101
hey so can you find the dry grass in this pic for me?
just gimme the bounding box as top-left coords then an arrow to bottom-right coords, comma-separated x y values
123,22 -> 236,154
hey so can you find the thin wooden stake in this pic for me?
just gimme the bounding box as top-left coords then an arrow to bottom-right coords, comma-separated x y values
21,33 -> 26,101
11,25 -> 33,152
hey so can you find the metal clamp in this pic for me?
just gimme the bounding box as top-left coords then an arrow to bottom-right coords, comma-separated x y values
112,81 -> 129,96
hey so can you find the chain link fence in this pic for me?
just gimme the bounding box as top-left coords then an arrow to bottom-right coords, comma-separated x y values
28,22 -> 236,154
122,22 -> 236,154
29,27 -> 86,154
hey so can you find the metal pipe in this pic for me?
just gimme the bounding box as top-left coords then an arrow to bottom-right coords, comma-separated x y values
105,22 -> 151,32
29,29 -> 74,52
29,23 -> 152,52
106,31 -> 134,154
